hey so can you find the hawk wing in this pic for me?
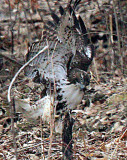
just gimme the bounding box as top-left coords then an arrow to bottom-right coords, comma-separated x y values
22,0 -> 94,124
25,0 -> 94,82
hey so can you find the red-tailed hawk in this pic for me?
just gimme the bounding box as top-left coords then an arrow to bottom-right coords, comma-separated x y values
19,0 -> 94,126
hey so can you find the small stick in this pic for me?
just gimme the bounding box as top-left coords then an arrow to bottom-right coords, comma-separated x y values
113,0 -> 123,73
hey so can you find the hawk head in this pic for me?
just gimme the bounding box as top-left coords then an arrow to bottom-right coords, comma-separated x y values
68,68 -> 90,90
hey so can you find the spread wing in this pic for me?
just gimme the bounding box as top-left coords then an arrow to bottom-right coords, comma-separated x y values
25,0 -> 94,82
18,0 -> 95,125
25,39 -> 72,82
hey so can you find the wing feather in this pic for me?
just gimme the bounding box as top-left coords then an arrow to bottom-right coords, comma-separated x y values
59,6 -> 64,15
25,0 -> 94,83
22,1 -> 95,124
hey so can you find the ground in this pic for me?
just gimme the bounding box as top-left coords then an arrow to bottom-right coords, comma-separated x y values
0,0 -> 127,159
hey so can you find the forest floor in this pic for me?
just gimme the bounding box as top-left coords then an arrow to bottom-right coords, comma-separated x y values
0,0 -> 127,159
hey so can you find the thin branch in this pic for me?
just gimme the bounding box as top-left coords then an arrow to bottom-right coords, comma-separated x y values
110,129 -> 127,159
10,98 -> 18,159
113,0 -> 123,73
109,14 -> 115,72
20,0 -> 32,43
0,19 -> 44,24
7,45 -> 49,103
48,41 -> 58,160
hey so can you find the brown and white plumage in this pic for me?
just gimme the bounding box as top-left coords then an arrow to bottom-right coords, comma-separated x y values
23,0 -> 94,123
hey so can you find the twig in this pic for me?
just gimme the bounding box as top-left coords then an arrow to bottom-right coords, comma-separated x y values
7,0 -> 18,55
109,14 -> 115,72
20,0 -> 32,43
7,1 -> 19,159
10,98 -> 18,159
48,41 -> 58,160
109,15 -> 113,44
0,19 -> 44,24
40,118 -> 45,160
110,129 -> 127,159
7,45 -> 49,103
113,0 -> 123,73
11,27 -> 14,55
